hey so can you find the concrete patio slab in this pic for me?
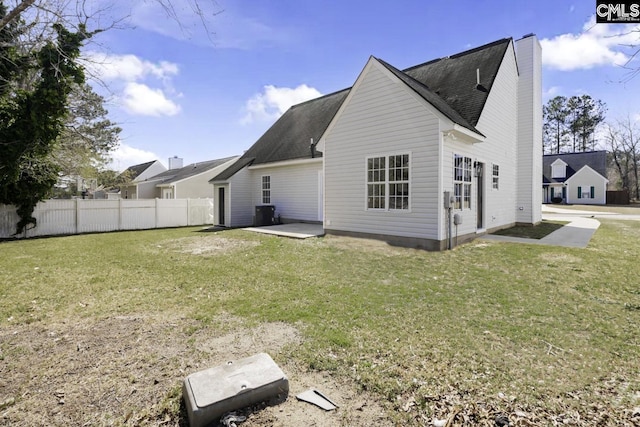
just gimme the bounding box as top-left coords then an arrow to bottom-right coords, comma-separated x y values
243,223 -> 324,239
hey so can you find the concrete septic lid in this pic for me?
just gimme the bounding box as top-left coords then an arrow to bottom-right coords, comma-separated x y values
183,353 -> 289,427
187,353 -> 287,407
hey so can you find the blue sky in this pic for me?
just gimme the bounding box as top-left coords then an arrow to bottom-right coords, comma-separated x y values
80,0 -> 640,170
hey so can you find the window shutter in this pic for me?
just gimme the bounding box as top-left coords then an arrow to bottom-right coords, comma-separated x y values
578,187 -> 582,198
590,186 -> 595,198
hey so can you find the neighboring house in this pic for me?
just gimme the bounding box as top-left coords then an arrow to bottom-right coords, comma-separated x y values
543,151 -> 609,205
211,35 -> 542,250
119,160 -> 167,199
134,156 -> 239,199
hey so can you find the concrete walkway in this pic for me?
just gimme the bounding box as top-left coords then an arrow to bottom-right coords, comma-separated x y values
483,215 -> 600,248
243,223 -> 324,239
484,205 -> 640,248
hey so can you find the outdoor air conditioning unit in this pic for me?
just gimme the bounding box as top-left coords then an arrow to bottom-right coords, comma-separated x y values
254,205 -> 275,226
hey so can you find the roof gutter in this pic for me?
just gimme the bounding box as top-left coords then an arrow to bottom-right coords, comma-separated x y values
443,124 -> 486,144
248,157 -> 323,170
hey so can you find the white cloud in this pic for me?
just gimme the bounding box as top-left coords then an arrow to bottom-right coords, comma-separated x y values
541,16 -> 639,71
83,53 -> 179,82
241,84 -> 322,124
543,86 -> 562,98
122,83 -> 181,117
108,143 -> 161,172
82,52 -> 182,118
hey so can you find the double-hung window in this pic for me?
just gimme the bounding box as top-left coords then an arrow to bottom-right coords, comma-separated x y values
366,154 -> 410,210
492,164 -> 499,190
261,175 -> 271,204
454,154 -> 472,209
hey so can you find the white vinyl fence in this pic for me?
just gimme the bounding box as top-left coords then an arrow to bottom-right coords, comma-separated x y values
0,198 -> 214,239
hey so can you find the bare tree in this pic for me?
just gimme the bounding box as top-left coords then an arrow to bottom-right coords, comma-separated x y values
605,117 -> 640,200
0,0 -> 219,32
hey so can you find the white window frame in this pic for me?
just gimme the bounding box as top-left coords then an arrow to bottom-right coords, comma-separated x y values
261,175 -> 271,204
551,163 -> 566,179
365,153 -> 411,211
454,154 -> 472,210
492,164 -> 499,190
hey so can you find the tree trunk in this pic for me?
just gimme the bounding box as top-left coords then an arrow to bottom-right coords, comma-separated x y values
0,0 -> 36,31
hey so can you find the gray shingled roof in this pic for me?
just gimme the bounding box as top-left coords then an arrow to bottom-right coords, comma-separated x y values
122,160 -> 157,180
403,38 -> 511,127
212,37 -> 511,181
376,58 -> 483,136
543,151 -> 607,184
143,156 -> 237,185
245,89 -> 350,166
209,157 -> 255,182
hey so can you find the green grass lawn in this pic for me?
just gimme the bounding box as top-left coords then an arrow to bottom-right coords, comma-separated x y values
1,220 -> 640,425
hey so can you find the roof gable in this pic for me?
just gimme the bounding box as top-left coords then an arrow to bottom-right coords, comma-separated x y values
375,58 -> 483,137
220,37 -> 513,180
122,160 -> 159,180
402,38 -> 511,127
543,151 -> 607,183
147,156 -> 238,185
565,165 -> 609,184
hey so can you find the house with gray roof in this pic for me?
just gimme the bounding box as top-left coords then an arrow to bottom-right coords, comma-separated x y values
123,160 -> 166,182
211,35 -> 542,250
543,151 -> 609,205
128,156 -> 239,200
118,160 -> 167,199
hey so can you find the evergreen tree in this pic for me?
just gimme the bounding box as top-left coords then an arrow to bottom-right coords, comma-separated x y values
543,96 -> 569,154
543,94 -> 606,154
0,4 -> 92,234
568,95 -> 606,152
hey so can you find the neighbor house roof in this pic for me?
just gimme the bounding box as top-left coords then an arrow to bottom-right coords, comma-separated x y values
543,151 -> 608,184
209,157 -> 256,183
212,37 -> 511,181
144,156 -> 238,186
121,160 -> 159,181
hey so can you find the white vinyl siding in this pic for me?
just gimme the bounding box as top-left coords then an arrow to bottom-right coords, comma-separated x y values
465,42 -> 518,234
324,60 -> 440,240
515,36 -> 543,224
251,161 -> 323,222
564,166 -> 608,205
228,166 -> 253,227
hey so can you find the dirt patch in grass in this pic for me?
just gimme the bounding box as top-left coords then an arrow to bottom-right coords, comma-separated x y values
157,236 -> 261,256
492,220 -> 567,239
318,235 -> 420,256
0,315 -> 390,426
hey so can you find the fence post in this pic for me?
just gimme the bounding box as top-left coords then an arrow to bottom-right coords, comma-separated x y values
155,198 -> 159,228
118,198 -> 123,230
75,198 -> 80,234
